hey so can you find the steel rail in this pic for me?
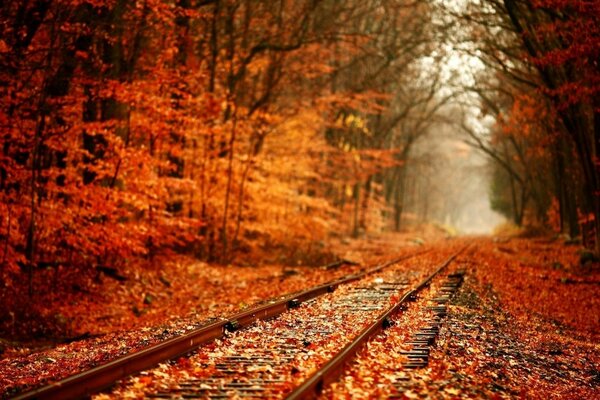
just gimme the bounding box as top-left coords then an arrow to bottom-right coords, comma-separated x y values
13,251 -> 427,400
285,248 -> 464,400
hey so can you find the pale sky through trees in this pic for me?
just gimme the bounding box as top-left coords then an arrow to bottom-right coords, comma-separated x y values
405,0 -> 505,233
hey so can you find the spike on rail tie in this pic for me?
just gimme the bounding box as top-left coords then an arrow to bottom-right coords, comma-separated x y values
288,298 -> 301,309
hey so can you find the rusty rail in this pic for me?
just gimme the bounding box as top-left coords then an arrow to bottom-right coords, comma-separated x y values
13,251 -> 427,400
285,248 -> 464,399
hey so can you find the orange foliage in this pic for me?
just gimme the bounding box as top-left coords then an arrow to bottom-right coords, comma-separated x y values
0,0 -> 428,299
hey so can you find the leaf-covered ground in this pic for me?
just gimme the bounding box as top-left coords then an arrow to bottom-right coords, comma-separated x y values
0,228 -> 438,397
1,232 -> 599,399
0,259 -> 371,397
325,237 -> 600,399
96,257 -> 436,399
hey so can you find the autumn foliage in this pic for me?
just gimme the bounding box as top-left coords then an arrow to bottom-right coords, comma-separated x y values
502,0 -> 600,244
1,0 -> 599,339
446,0 -> 600,245
1,2 -> 600,397
0,0 -> 444,302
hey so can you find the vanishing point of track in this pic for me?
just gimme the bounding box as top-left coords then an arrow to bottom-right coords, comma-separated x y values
14,246 -> 465,399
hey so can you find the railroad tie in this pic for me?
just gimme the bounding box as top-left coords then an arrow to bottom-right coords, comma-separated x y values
399,270 -> 465,373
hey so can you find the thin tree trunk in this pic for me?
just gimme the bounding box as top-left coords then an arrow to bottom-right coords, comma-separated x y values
508,171 -> 520,225
221,108 -> 238,262
359,176 -> 372,232
26,106 -> 46,296
208,0 -> 220,92
394,165 -> 407,231
232,152 -> 253,255
352,183 -> 360,237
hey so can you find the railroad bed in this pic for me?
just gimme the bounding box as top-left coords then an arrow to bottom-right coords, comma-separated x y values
15,245 -> 467,399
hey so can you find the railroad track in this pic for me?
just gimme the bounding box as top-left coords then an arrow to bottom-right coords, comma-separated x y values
13,250 -> 430,400
318,267 -> 467,399
286,252 -> 465,399
100,247 -> 464,399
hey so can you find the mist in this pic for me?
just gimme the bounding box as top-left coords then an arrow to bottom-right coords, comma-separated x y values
401,119 -> 505,234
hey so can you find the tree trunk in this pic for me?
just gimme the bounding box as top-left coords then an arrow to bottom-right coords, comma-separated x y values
220,109 -> 238,262
359,176 -> 372,232
352,183 -> 360,237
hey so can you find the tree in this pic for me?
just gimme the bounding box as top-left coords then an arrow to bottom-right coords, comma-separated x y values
0,0 -> 459,295
436,0 -> 589,238
500,0 -> 600,248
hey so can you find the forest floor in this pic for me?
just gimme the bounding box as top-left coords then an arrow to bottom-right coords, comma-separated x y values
1,227 -> 600,398
386,236 -> 600,399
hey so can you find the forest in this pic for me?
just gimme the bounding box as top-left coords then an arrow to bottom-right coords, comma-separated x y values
2,0 -> 598,279
1,0 -> 599,398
